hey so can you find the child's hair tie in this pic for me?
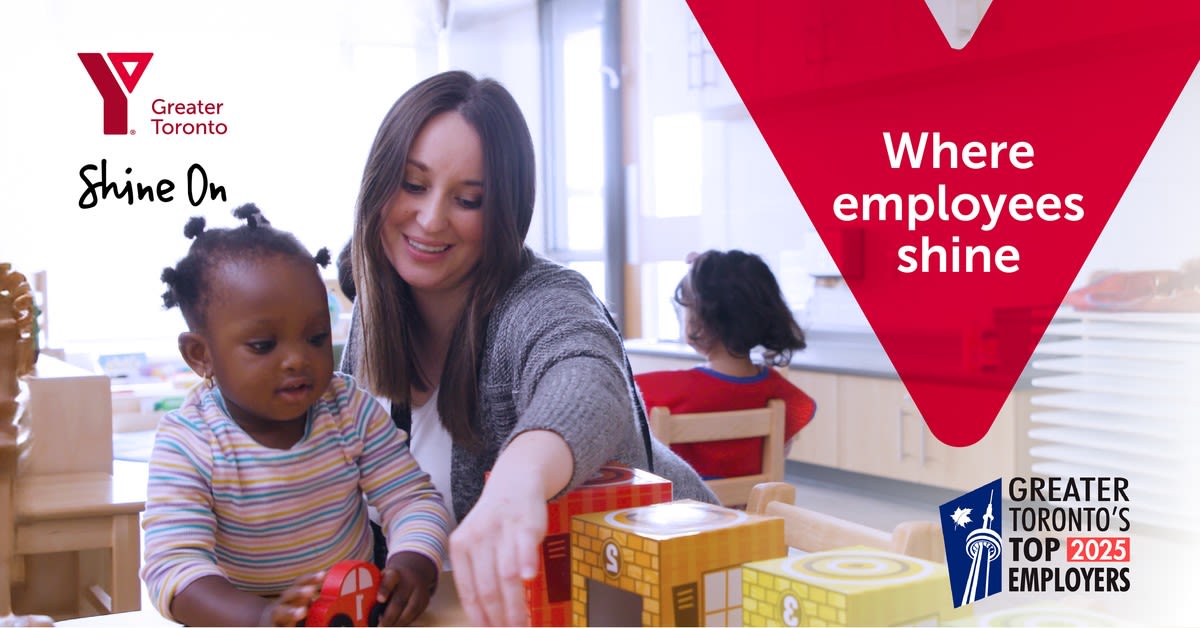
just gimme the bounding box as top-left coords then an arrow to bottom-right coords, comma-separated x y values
232,202 -> 271,228
183,216 -> 206,240
160,267 -> 180,309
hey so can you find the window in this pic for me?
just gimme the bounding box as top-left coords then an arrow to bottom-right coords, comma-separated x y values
541,0 -> 625,325
703,567 -> 742,626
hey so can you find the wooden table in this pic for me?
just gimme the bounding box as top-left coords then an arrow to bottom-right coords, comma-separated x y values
56,571 -> 469,627
13,471 -> 146,617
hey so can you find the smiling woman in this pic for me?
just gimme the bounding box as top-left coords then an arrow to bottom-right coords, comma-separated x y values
342,69 -> 716,627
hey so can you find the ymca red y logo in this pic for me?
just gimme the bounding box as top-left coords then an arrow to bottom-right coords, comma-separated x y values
78,52 -> 153,135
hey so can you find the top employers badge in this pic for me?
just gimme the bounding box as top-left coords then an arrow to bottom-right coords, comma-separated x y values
939,478 -> 1003,607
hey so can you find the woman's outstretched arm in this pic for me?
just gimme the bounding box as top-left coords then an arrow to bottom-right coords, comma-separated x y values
449,429 -> 571,627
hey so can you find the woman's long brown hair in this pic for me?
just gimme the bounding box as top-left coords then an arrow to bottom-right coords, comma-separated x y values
351,70 -> 535,447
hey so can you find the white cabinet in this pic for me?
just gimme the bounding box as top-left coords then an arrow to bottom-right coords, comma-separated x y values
637,0 -> 696,116
835,376 -> 1028,491
784,370 -> 839,468
636,0 -> 741,116
634,0 -> 746,228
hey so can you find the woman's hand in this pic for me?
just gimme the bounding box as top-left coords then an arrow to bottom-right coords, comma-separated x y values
259,571 -> 324,627
377,551 -> 439,626
450,430 -> 572,626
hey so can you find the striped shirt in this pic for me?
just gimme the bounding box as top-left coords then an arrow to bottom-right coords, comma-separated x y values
140,373 -> 450,619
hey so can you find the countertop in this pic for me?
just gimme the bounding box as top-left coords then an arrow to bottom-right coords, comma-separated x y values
625,330 -> 1035,389
626,332 -> 895,378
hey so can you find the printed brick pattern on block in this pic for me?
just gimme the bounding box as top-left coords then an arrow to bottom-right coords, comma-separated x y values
526,465 -> 672,626
742,547 -> 967,626
570,500 -> 785,626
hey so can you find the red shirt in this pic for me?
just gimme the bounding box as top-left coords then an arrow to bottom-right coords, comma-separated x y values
635,367 -> 817,479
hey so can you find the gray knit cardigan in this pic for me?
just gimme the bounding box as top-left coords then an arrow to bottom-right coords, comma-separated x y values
342,253 -> 717,521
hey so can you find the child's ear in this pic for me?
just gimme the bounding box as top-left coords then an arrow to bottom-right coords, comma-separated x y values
178,332 -> 213,378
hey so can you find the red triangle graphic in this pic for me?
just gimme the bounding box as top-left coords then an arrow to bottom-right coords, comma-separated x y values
687,0 -> 1200,446
106,52 -> 153,93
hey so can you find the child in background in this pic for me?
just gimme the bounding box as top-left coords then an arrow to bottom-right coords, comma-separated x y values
143,204 -> 450,627
635,249 -> 817,480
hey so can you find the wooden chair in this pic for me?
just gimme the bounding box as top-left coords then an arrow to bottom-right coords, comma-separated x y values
649,399 -> 785,507
746,482 -> 945,562
6,356 -> 145,619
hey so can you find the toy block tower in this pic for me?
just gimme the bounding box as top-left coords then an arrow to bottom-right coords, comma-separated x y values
570,500 -> 785,626
527,464 -> 672,626
741,546 -> 968,626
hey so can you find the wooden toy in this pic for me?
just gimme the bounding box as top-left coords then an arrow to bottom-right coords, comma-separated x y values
741,546 -> 967,626
0,263 -> 36,433
1,263 -> 34,624
747,481 -> 945,562
526,464 -> 672,626
307,560 -> 381,627
570,499 -> 785,626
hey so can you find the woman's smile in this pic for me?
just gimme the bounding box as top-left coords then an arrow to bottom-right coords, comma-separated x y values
405,234 -> 453,255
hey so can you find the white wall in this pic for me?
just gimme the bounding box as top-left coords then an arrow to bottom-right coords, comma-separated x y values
444,0 -> 547,254
1075,63 -> 1200,286
0,1 -> 438,350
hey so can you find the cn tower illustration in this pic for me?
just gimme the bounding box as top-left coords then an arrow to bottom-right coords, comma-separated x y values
960,490 -> 1002,606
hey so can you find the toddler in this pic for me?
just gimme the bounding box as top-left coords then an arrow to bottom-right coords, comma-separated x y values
636,249 -> 817,479
141,204 -> 450,626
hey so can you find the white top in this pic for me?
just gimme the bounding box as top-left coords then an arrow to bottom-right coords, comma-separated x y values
410,388 -> 457,530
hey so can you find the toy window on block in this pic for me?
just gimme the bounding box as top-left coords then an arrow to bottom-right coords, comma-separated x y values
741,546 -> 969,626
570,499 -> 785,627
527,464 -> 672,626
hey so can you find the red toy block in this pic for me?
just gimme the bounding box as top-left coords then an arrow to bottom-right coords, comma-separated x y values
526,464 -> 673,626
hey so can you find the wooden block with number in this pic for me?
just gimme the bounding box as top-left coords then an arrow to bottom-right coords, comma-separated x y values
741,547 -> 967,626
570,500 -> 785,627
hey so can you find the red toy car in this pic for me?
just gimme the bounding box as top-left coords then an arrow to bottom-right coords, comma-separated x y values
306,560 -> 382,627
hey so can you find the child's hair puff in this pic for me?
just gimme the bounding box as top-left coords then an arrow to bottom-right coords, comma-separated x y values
160,203 -> 329,330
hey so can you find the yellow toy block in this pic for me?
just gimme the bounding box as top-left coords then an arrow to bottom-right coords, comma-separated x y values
741,546 -> 968,626
570,499 -> 785,626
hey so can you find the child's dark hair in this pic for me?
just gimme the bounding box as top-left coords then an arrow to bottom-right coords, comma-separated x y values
161,203 -> 331,330
675,249 -> 806,366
